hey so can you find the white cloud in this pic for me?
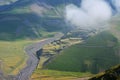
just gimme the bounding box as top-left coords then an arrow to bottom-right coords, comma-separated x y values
65,0 -> 112,29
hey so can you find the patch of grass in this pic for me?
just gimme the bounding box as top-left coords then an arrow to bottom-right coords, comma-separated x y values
85,31 -> 118,46
45,32 -> 120,74
32,69 -> 91,80
0,40 -> 38,74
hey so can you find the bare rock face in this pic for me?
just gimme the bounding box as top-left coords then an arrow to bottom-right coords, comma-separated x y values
89,65 -> 120,80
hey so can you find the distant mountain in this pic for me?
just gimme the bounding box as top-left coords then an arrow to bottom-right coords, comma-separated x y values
0,0 -> 119,41
0,0 -> 18,6
37,0 -> 81,6
0,0 -> 71,40
0,0 -> 117,12
0,0 -> 81,12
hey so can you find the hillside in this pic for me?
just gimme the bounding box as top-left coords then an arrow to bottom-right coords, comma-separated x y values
88,15 -> 120,80
0,0 -> 69,41
0,0 -> 117,41
89,64 -> 120,80
0,0 -> 68,75
45,32 -> 120,74
0,0 -> 118,41
0,0 -> 18,6
0,0 -> 120,80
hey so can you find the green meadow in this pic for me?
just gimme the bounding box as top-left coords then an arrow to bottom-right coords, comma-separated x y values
45,32 -> 120,74
0,40 -> 38,74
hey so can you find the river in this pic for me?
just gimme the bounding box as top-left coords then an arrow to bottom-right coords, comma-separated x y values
15,33 -> 64,80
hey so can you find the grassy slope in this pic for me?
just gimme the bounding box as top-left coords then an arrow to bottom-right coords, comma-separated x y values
0,12 -> 60,40
45,32 -> 120,74
32,69 -> 91,80
31,37 -> 90,80
87,15 -> 120,80
0,2 -> 67,41
89,64 -> 120,80
110,15 -> 120,41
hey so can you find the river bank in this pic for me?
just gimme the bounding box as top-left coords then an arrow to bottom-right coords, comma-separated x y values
0,33 -> 64,80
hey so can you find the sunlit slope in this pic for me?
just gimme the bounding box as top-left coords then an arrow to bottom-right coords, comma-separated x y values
45,32 -> 120,74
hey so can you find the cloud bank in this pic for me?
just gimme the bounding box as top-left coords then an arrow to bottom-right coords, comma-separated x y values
65,0 -> 120,29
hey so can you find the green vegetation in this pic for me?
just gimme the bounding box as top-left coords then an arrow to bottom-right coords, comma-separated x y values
34,69 -> 91,78
37,37 -> 82,68
45,32 -> 120,74
89,64 -> 120,80
0,12 -> 62,41
32,69 -> 91,80
0,1 -> 67,41
1,1 -> 120,80
32,36 -> 84,79
0,0 -> 67,77
0,40 -> 39,74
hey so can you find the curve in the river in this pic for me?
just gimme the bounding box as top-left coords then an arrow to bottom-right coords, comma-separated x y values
15,33 -> 64,80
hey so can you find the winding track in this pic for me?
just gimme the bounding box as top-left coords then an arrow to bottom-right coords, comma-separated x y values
15,33 -> 64,80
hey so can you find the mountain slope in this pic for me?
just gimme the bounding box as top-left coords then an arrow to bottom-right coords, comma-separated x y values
45,32 -> 120,74
0,0 -> 69,40
89,65 -> 120,80
0,0 -> 118,41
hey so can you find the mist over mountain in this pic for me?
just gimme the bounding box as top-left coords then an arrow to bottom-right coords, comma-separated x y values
0,0 -> 120,41
65,0 -> 120,30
